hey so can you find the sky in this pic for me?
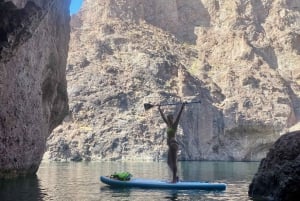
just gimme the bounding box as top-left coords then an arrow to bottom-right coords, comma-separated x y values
70,0 -> 83,15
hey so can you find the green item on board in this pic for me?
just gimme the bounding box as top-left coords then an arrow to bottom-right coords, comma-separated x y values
110,172 -> 132,181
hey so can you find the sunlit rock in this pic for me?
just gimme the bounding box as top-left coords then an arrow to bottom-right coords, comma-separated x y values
45,0 -> 300,162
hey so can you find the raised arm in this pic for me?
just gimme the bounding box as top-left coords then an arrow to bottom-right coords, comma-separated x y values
158,105 -> 168,125
174,102 -> 186,127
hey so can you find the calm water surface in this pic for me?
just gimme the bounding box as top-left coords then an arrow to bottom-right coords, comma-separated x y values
0,161 -> 259,201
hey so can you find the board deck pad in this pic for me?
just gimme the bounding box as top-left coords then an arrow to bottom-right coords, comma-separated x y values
100,176 -> 226,190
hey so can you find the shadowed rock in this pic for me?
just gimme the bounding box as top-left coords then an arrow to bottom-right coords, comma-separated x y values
0,0 -> 70,179
249,131 -> 300,201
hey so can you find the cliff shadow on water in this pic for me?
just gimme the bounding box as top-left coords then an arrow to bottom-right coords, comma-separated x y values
0,176 -> 43,200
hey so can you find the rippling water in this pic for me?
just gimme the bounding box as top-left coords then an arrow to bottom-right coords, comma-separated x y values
0,161 -> 259,201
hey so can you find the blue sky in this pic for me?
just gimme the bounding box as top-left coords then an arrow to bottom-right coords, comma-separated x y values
70,0 -> 83,15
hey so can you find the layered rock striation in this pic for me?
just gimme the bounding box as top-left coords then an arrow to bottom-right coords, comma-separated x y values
0,0 -> 70,178
45,0 -> 300,162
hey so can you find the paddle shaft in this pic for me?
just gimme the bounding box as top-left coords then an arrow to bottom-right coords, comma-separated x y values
144,100 -> 201,110
154,100 -> 201,107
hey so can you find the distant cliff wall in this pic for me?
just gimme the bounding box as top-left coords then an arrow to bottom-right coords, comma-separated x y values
0,0 -> 70,178
45,0 -> 300,162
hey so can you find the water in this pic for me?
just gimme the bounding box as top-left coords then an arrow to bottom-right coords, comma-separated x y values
0,161 -> 259,201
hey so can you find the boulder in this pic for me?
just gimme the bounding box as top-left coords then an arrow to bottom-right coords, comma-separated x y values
249,131 -> 300,201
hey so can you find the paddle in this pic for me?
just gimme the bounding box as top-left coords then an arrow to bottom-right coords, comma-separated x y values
144,100 -> 201,111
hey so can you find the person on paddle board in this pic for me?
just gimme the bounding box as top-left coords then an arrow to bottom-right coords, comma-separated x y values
158,102 -> 186,183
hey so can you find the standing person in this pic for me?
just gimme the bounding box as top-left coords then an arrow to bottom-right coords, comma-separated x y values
158,102 -> 186,183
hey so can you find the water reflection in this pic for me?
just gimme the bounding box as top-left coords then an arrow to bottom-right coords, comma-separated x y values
0,161 -> 259,201
179,161 -> 259,182
0,175 -> 45,201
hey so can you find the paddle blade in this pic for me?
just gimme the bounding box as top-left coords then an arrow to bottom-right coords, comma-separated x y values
144,103 -> 154,111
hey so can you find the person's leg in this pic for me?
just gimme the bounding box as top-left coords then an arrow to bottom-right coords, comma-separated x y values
169,141 -> 178,183
172,162 -> 177,183
167,148 -> 176,182
167,149 -> 172,170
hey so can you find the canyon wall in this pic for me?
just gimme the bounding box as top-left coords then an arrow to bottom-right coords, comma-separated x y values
0,0 -> 70,178
45,0 -> 300,162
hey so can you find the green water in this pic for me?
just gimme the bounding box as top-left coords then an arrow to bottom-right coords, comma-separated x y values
0,161 -> 259,201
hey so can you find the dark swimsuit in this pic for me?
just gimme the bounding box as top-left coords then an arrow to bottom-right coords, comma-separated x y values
167,127 -> 179,147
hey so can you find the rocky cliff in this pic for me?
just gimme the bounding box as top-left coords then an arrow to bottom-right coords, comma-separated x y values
249,131 -> 300,201
45,0 -> 300,162
0,0 -> 70,178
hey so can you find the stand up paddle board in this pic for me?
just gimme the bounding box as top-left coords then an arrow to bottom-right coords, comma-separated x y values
100,176 -> 226,190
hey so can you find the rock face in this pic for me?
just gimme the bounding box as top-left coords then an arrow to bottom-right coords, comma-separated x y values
45,0 -> 300,162
0,0 -> 70,178
249,131 -> 300,201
